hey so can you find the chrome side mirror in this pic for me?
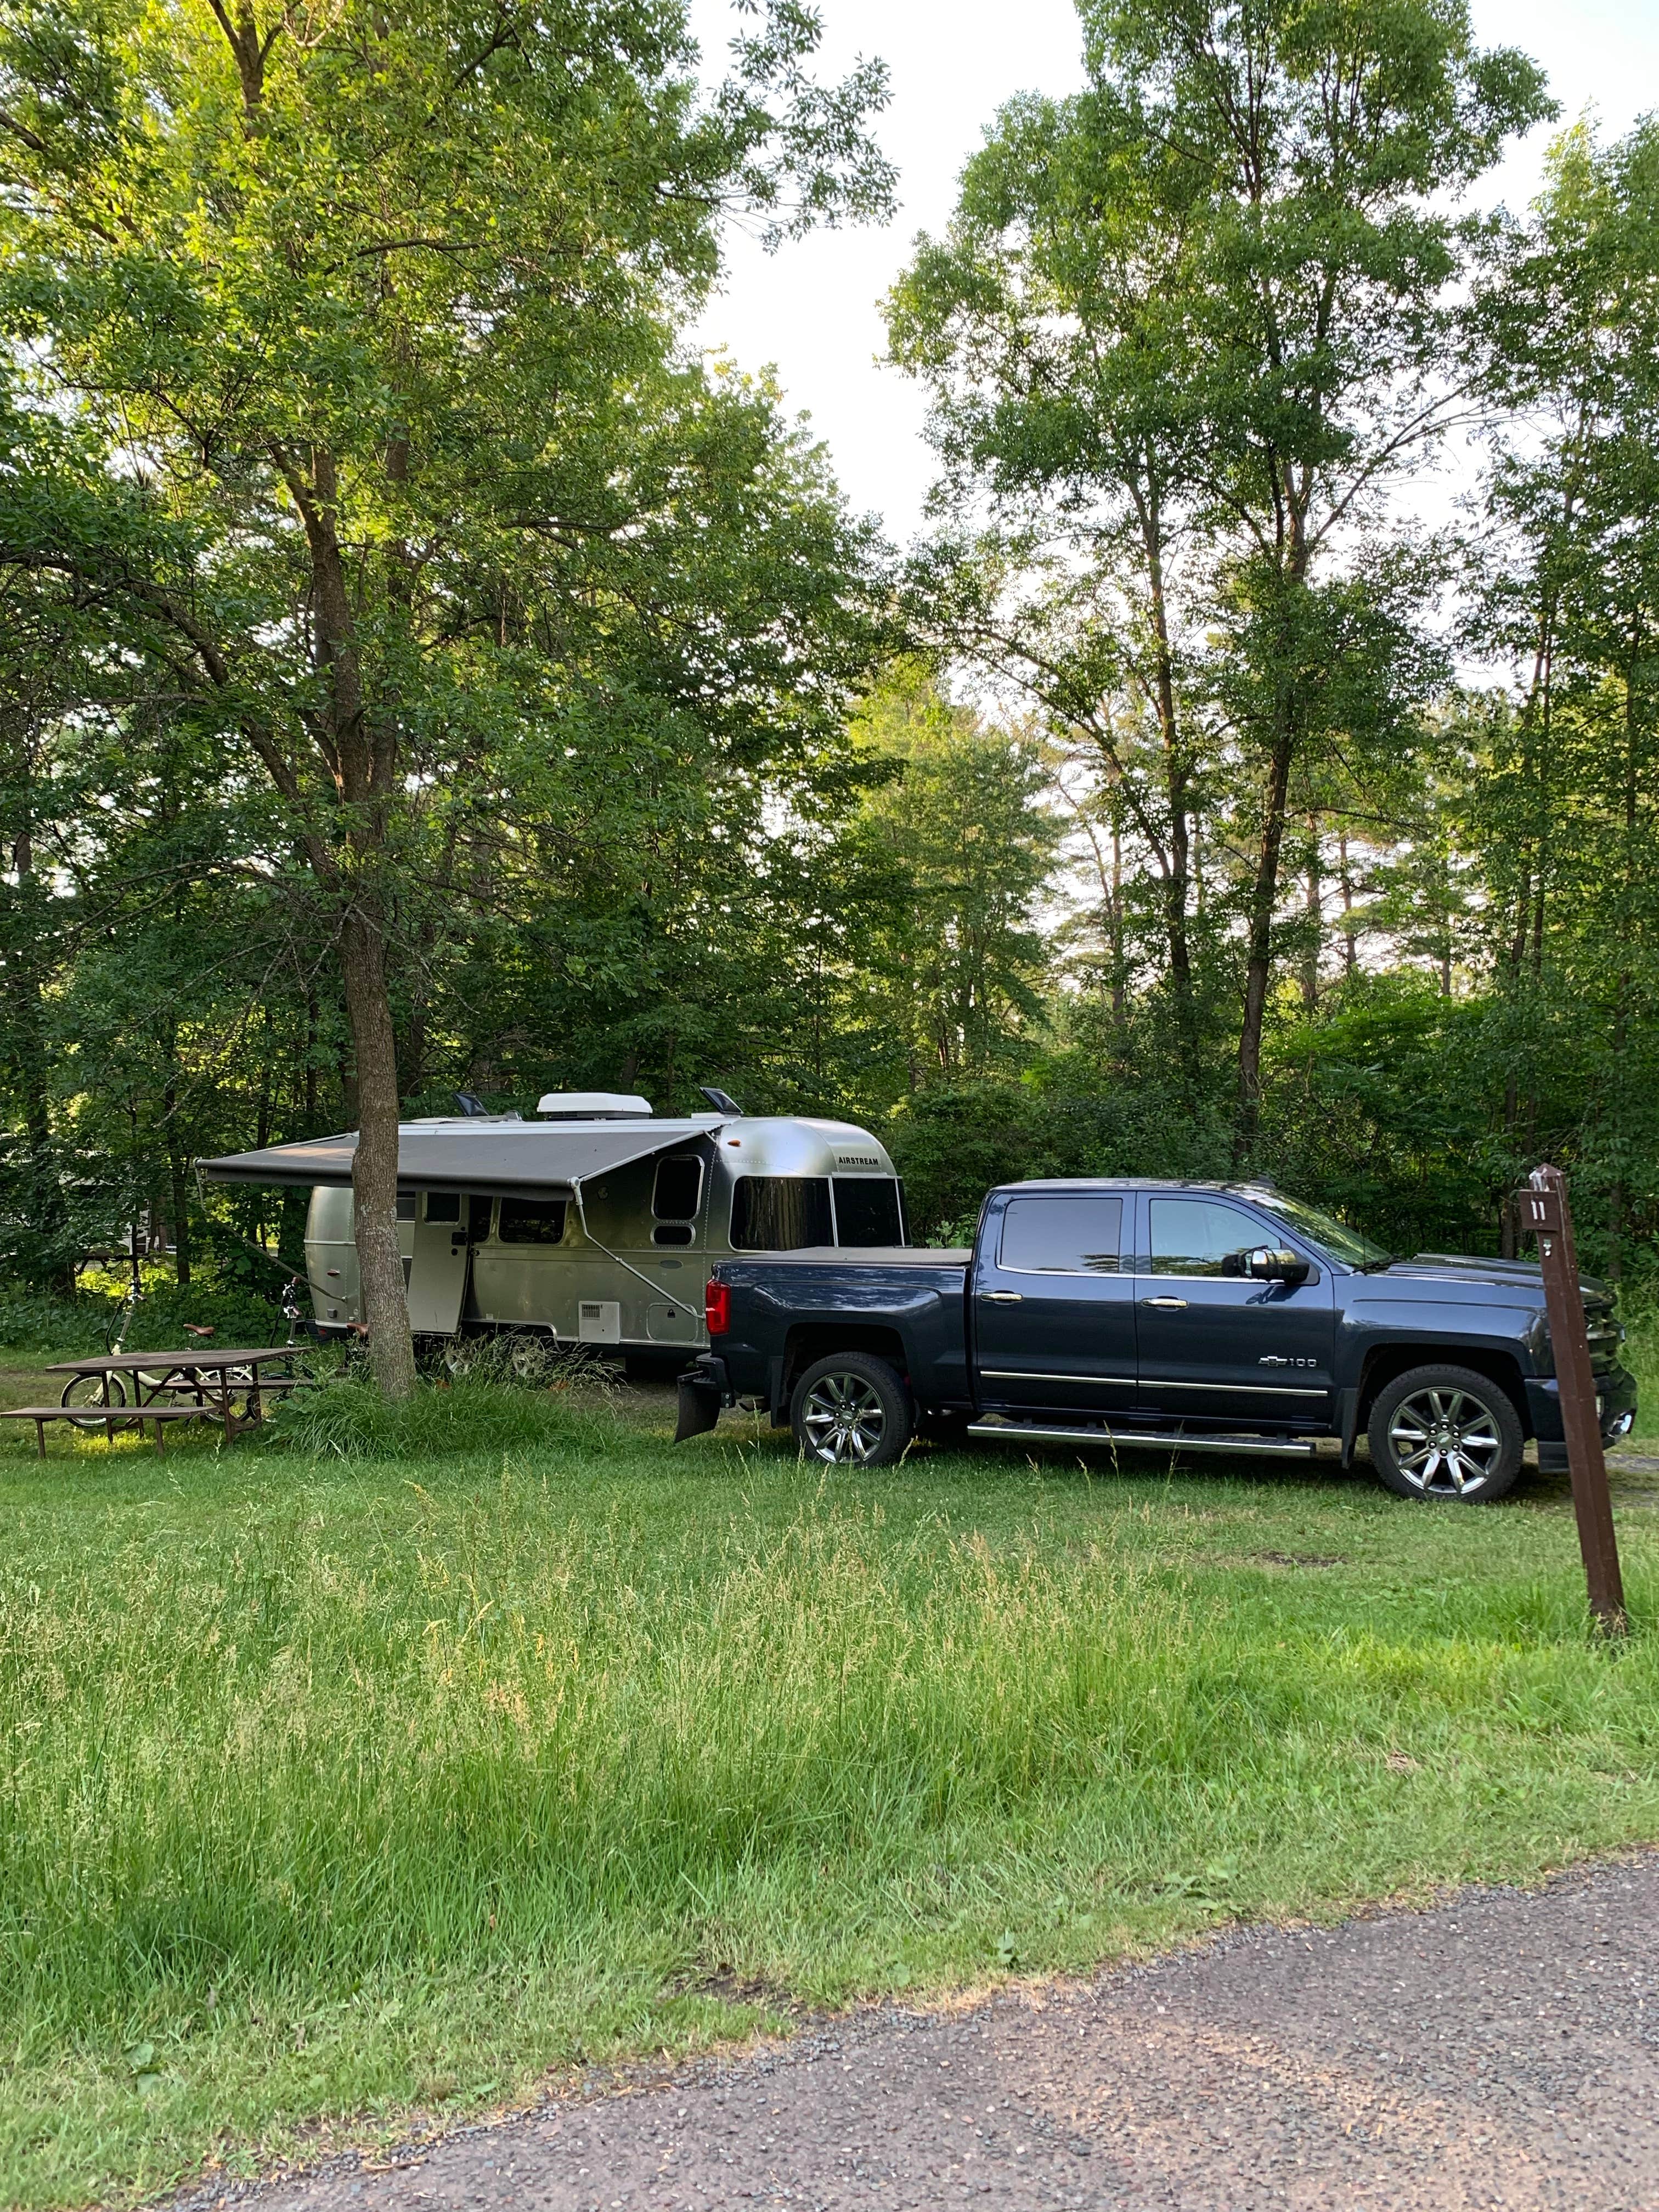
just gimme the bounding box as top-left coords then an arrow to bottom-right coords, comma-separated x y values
1246,1245 -> 1310,1286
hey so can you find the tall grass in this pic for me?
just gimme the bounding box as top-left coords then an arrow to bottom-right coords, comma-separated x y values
259,1372 -> 607,1459
2,1418 -> 1658,2206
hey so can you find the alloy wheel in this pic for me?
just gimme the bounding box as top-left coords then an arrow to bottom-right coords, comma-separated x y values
1387,1386 -> 1504,1496
799,1371 -> 888,1464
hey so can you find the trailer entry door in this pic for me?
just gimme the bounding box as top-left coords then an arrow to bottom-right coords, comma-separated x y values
408,1191 -> 470,1334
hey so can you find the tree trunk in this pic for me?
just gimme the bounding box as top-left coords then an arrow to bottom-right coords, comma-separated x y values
1301,811 -> 1321,1011
161,1034 -> 192,1285
1110,819 -> 1125,1034
1234,726 -> 1296,1165
339,900 -> 417,1398
10,821 -> 74,1293
1139,483 -> 1198,1086
170,1150 -> 193,1285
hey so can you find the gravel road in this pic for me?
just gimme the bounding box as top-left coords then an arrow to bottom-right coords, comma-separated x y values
220,1855 -> 1659,2212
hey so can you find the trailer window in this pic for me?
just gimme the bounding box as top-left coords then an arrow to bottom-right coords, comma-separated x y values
424,1192 -> 461,1224
498,1195 -> 567,1245
652,1155 -> 703,1246
730,1176 -> 833,1251
396,1193 -> 417,1223
832,1178 -> 904,1247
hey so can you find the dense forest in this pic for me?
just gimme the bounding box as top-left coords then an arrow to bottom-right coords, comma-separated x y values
0,0 -> 1655,1384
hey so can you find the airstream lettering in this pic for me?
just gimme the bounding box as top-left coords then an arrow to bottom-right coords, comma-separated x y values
200,1096 -> 905,1355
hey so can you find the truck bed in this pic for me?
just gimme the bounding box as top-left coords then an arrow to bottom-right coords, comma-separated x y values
709,1248 -> 972,1413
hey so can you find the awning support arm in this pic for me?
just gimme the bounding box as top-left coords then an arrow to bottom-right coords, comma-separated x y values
571,1180 -> 701,1319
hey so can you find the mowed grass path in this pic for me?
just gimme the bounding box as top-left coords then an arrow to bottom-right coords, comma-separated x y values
4,1386 -> 1659,2208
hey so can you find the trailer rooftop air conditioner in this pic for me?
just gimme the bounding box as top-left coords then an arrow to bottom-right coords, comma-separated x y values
535,1092 -> 654,1120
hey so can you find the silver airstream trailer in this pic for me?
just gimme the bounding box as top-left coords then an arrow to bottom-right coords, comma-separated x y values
201,1093 -> 905,1353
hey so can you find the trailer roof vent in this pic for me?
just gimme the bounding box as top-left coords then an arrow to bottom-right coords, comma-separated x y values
535,1091 -> 654,1120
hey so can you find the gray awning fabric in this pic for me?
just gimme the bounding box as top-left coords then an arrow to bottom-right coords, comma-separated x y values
199,1124 -> 705,1199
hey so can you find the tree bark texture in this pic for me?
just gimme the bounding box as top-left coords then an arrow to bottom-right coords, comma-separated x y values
340,900 -> 417,1398
1234,726 -> 1296,1164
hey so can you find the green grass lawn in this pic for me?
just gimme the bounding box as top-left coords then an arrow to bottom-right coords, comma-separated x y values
4,1378 -> 1659,2209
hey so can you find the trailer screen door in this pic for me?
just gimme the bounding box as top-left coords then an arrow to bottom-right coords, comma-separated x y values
408,1191 -> 469,1334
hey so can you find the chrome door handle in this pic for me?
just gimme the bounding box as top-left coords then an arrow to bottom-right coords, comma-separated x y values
1141,1295 -> 1188,1309
980,1290 -> 1024,1303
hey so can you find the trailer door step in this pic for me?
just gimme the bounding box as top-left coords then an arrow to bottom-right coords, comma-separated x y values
966,1420 -> 1317,1458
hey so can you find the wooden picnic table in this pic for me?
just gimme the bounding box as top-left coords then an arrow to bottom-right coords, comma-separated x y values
47,1346 -> 304,1395
3,1346 -> 312,1453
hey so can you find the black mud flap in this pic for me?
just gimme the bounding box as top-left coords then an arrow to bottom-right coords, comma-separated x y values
675,1378 -> 723,1443
1338,1387 -> 1360,1468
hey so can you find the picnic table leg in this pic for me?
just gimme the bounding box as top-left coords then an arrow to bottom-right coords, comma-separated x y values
34,1417 -> 46,1458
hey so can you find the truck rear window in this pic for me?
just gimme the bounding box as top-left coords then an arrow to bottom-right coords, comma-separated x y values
730,1177 -> 833,1250
832,1178 -> 905,1246
998,1195 -> 1122,1274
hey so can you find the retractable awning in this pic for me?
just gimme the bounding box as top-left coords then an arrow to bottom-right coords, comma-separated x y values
199,1122 -> 713,1199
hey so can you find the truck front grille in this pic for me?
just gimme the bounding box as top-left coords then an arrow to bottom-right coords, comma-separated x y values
1585,1311 -> 1624,1374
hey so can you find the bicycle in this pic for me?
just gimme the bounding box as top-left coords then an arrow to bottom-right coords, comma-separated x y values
58,1279 -> 180,1426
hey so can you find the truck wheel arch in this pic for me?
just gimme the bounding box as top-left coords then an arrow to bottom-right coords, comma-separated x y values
777,1324 -> 910,1425
1355,1343 -> 1531,1440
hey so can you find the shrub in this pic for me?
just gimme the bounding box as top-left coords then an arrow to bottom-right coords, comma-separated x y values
0,1289 -> 111,1353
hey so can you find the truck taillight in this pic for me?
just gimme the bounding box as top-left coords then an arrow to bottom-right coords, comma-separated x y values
705,1279 -> 730,1335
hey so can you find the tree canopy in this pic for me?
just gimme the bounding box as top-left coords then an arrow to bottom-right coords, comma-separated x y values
3,0 -> 1659,1335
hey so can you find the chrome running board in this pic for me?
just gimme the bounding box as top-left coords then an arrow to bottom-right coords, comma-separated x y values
966,1421 -> 1317,1458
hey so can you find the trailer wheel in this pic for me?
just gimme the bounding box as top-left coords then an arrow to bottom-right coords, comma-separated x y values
791,1352 -> 913,1469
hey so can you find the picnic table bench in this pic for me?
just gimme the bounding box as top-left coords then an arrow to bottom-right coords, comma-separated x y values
3,1347 -> 310,1455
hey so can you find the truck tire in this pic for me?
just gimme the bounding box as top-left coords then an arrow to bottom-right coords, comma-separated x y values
791,1352 -> 913,1469
1367,1364 -> 1524,1502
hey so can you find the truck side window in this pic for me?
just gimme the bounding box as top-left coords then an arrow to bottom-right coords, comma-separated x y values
652,1155 -> 703,1246
1148,1198 -> 1256,1277
998,1196 -> 1122,1274
498,1195 -> 567,1245
832,1178 -> 904,1247
730,1177 -> 833,1250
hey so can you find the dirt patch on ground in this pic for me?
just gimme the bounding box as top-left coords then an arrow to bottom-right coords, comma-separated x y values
176,1854 -> 1659,2211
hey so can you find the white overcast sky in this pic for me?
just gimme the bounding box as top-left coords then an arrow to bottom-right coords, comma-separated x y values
688,0 -> 1659,544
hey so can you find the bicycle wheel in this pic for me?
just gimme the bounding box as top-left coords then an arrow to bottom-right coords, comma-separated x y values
60,1373 -> 127,1429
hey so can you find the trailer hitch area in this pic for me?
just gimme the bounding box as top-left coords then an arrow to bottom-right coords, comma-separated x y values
674,1357 -> 731,1443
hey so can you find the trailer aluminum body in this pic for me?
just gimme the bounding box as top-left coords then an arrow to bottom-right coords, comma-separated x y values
201,1102 -> 904,1352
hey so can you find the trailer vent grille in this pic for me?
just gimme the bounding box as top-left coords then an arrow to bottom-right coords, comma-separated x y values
577,1300 -> 622,1345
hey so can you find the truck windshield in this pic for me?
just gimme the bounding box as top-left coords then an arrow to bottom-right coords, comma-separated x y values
1244,1190 -> 1389,1267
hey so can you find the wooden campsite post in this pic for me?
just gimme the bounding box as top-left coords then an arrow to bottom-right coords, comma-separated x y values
1523,1165 -> 1627,1637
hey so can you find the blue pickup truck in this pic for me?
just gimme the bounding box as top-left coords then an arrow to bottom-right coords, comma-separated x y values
677,1178 -> 1637,1502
